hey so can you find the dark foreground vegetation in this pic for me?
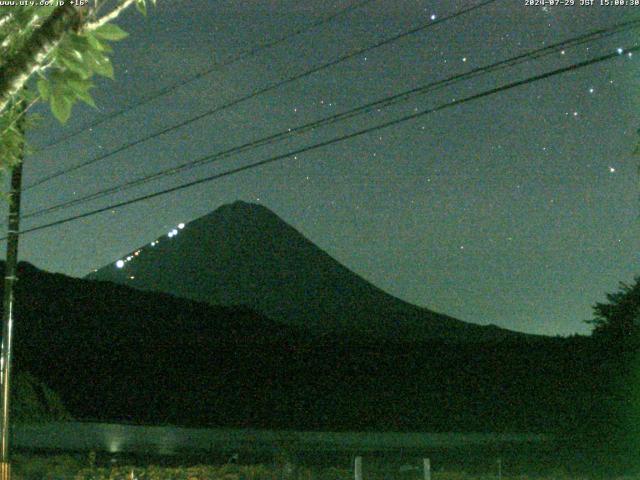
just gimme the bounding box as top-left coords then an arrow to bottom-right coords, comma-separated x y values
1,262 -> 639,473
5,262 -> 595,432
8,454 -> 640,480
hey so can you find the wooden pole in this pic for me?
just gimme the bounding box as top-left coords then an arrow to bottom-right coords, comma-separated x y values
354,456 -> 362,480
423,458 -> 431,480
0,158 -> 23,480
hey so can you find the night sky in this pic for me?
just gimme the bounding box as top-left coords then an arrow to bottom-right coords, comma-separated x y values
4,0 -> 638,336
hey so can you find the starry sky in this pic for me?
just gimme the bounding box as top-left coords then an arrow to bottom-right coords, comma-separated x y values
3,0 -> 638,336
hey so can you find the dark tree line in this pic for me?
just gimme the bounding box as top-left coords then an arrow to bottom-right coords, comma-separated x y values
577,276 -> 640,472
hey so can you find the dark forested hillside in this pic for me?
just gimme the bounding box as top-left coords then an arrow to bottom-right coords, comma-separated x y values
1,262 -> 600,434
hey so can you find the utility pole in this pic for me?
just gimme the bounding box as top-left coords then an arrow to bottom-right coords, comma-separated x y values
0,107 -> 24,480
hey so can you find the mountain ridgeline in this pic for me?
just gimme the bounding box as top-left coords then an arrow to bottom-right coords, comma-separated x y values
88,201 -> 524,342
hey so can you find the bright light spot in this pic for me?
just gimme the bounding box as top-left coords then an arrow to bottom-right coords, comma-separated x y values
127,256 -> 133,261
107,439 -> 122,453
462,57 -> 467,62
573,111 -> 578,116
430,13 -> 436,20
130,276 -> 135,280
560,50 -> 565,55
617,48 -> 624,55
116,260 -> 124,268
178,223 -> 185,229
609,166 -> 616,173
628,52 -> 633,58
168,232 -> 174,238
172,229 -> 178,235
589,87 -> 594,94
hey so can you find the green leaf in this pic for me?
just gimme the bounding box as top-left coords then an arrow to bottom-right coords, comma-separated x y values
93,55 -> 114,79
135,0 -> 147,16
85,49 -> 114,79
58,53 -> 92,79
93,23 -> 129,41
50,94 -> 73,124
56,35 -> 94,79
66,77 -> 96,108
75,89 -> 96,108
36,79 -> 50,101
66,76 -> 91,93
85,32 -> 112,53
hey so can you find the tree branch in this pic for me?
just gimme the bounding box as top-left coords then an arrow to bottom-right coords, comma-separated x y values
0,4 -> 83,115
84,0 -> 136,31
0,0 -> 140,115
0,95 -> 39,138
0,12 -> 12,30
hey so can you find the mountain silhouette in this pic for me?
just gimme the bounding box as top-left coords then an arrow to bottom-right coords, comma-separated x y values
88,201 -> 525,342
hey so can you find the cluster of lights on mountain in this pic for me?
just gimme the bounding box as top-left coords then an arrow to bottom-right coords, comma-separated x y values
115,223 -> 186,269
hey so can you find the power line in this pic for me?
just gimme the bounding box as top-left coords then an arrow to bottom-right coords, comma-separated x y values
25,0 -> 498,190
22,18 -> 640,220
36,0 -> 378,150
12,44 -> 638,240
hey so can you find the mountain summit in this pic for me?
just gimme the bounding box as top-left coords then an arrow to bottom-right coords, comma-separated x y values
88,201 -> 524,342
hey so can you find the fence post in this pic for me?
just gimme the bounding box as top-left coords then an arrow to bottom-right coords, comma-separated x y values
423,458 -> 430,480
354,456 -> 362,480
